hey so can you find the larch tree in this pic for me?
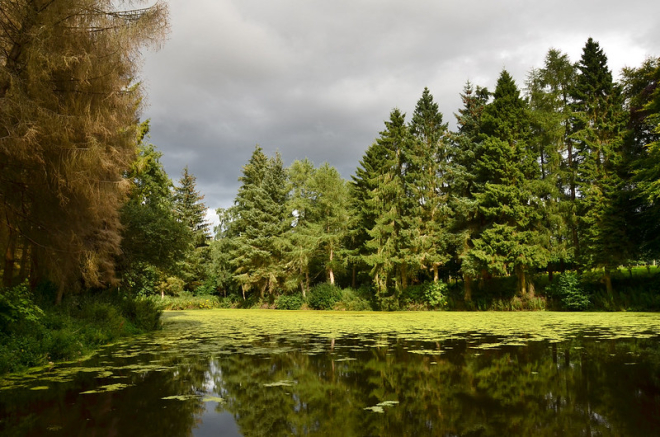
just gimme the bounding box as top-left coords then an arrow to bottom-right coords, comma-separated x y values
526,49 -> 577,275
0,0 -> 168,301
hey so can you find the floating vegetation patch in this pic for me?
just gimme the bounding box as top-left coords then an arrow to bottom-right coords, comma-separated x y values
162,395 -> 200,401
80,383 -> 132,394
364,400 -> 399,413
29,386 -> 49,391
202,395 -> 225,403
263,380 -> 295,387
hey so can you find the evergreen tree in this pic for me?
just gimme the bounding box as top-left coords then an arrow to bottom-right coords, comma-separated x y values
408,88 -> 452,282
468,70 -> 548,295
119,122 -> 190,297
625,58 -> 660,260
174,167 -> 210,248
228,147 -> 289,299
449,81 -> 490,299
362,109 -> 416,305
173,167 -> 211,290
570,38 -> 630,293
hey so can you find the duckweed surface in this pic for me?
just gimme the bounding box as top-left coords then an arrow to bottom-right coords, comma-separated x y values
1,310 -> 660,436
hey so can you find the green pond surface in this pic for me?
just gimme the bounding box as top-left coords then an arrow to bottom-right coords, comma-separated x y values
2,310 -> 660,436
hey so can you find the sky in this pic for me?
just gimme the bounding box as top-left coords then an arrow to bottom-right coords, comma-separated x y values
140,0 -> 660,228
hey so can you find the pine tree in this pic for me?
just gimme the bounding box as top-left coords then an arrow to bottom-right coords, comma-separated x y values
570,38 -> 630,294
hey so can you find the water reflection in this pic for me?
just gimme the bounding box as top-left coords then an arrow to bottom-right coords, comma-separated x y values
1,312 -> 660,436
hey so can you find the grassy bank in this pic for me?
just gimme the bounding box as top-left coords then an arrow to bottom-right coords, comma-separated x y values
160,266 -> 660,313
0,283 -> 162,375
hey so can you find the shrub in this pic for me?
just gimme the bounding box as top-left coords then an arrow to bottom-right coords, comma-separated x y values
275,294 -> 304,310
308,283 -> 342,310
547,272 -> 590,311
336,288 -> 373,311
424,281 -> 448,309
0,282 -> 44,334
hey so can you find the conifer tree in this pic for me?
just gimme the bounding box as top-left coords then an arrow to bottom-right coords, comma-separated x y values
228,147 -> 289,299
362,109 -> 416,304
468,70 -> 548,295
449,81 -> 490,299
408,88 -> 452,282
570,38 -> 630,293
526,49 -> 577,274
173,167 -> 211,290
0,0 -> 168,299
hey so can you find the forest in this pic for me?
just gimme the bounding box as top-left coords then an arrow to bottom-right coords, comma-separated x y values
1,1 -> 660,373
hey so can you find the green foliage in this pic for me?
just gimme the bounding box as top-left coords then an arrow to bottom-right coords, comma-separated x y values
336,288 -> 373,311
547,272 -> 590,311
0,289 -> 162,375
424,281 -> 449,309
194,276 -> 218,296
275,294 -> 304,310
0,282 -> 44,334
308,283 -> 342,310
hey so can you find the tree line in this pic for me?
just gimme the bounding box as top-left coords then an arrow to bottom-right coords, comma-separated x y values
2,19 -> 659,309
210,38 -> 660,307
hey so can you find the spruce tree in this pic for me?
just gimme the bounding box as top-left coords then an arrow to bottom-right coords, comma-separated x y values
228,147 -> 289,299
362,109 -> 415,305
570,38 -> 630,293
468,70 -> 548,295
174,167 -> 210,248
408,88 -> 452,282
449,81 -> 490,300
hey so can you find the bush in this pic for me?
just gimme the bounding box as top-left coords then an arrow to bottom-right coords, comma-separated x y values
424,281 -> 448,309
194,276 -> 218,296
308,283 -> 342,310
0,282 -> 44,334
547,272 -> 590,311
275,294 -> 304,310
336,288 -> 373,311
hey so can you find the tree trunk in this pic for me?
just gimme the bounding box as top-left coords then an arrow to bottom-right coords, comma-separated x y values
328,248 -> 335,285
516,264 -> 527,295
56,284 -> 65,305
604,268 -> 613,296
351,265 -> 356,289
3,231 -> 17,288
18,238 -> 30,282
464,275 -> 473,302
432,264 -> 439,282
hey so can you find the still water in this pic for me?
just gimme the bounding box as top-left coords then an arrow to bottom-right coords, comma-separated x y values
1,310 -> 660,436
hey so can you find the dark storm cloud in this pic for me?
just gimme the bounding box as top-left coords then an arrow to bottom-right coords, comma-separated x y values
140,0 -> 660,225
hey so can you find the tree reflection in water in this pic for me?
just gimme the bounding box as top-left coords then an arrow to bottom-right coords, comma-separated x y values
1,316 -> 660,436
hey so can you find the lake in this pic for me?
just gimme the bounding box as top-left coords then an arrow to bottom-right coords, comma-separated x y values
1,310 -> 660,436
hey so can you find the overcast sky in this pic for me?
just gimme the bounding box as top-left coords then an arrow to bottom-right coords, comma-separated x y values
140,0 -> 660,226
